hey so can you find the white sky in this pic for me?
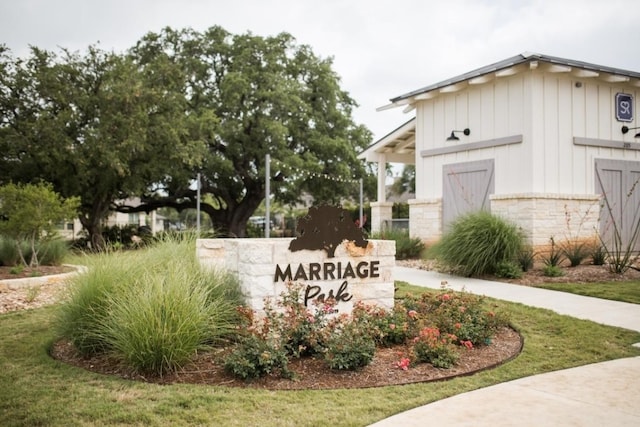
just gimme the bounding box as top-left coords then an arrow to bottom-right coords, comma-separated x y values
2,0 -> 639,143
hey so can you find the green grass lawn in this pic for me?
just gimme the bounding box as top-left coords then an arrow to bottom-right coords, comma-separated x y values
1,282 -> 639,427
535,280 -> 640,304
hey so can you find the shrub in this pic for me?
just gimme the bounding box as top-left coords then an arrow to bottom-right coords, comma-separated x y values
223,284 -> 510,380
432,211 -> 524,277
352,302 -> 417,347
371,229 -> 424,260
101,224 -> 139,249
542,264 -> 564,277
224,334 -> 291,380
260,283 -> 334,358
411,327 -> 459,368
429,291 -> 504,346
37,238 -> 69,266
495,260 -> 523,279
0,236 -> 19,266
323,321 -> 376,371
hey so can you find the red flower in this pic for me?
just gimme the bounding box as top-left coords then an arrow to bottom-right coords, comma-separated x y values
396,357 -> 410,370
460,340 -> 473,350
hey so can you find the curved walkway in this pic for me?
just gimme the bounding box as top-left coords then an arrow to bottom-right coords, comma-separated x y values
369,266 -> 640,427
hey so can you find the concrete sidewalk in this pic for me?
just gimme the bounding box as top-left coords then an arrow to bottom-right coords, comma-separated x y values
369,267 -> 640,427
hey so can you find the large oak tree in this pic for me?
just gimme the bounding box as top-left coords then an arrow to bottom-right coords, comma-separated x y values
1,26 -> 375,243
0,45 -> 205,249
125,27 -> 373,237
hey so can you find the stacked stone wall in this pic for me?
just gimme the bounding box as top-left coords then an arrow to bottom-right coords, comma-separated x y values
408,198 -> 442,245
491,194 -> 601,258
196,238 -> 395,315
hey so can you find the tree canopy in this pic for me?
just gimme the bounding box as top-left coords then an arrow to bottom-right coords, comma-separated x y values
125,27 -> 373,236
0,44 -> 206,248
0,182 -> 79,266
0,26 -> 375,243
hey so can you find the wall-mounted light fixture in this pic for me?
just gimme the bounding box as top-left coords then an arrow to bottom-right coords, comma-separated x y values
621,125 -> 640,138
446,128 -> 470,141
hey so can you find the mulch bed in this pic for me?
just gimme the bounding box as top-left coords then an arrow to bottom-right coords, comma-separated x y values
49,327 -> 523,390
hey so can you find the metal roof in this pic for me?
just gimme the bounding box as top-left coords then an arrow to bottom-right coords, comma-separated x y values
390,52 -> 640,103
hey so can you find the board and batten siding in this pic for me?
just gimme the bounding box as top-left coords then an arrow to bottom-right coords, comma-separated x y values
416,68 -> 640,200
415,72 -> 527,200
533,72 -> 640,195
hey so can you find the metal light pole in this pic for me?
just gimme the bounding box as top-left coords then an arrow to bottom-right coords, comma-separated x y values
265,154 -> 270,238
359,178 -> 364,228
196,173 -> 201,236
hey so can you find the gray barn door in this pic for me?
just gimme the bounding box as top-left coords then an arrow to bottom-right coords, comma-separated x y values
595,159 -> 640,252
442,159 -> 495,228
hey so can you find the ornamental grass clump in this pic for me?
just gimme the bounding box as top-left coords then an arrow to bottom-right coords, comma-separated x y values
56,236 -> 243,375
432,211 -> 524,277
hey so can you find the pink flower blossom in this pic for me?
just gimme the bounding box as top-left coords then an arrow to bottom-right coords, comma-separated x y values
396,357 -> 410,370
441,294 -> 451,301
461,340 -> 473,350
408,310 -> 418,319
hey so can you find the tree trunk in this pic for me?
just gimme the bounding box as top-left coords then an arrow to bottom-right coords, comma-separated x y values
78,202 -> 110,251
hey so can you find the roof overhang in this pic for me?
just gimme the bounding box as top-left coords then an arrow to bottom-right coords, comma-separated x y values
358,118 -> 415,164
381,52 -> 640,111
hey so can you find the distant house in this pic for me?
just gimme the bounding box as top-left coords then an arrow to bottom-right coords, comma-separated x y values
57,197 -> 166,240
360,53 -> 640,252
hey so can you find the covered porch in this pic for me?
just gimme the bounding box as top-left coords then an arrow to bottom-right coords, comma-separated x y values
359,118 -> 416,233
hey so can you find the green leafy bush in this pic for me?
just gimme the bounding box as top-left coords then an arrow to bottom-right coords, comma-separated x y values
495,260 -> 523,279
0,236 -> 19,266
428,291 -> 504,345
371,229 -> 424,260
542,265 -> 564,277
223,280 -> 510,379
352,302 -> 416,347
100,268 -> 236,375
412,327 -> 459,368
323,321 -> 376,371
432,211 -> 524,276
224,334 -> 291,380
38,238 -> 69,266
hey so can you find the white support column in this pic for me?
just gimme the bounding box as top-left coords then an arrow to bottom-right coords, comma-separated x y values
371,202 -> 393,234
377,154 -> 387,203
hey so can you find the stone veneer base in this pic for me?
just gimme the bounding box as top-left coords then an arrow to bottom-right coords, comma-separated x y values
196,238 -> 396,315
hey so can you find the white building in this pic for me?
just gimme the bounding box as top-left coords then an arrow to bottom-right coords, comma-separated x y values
360,53 -> 640,253
57,198 -> 165,240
